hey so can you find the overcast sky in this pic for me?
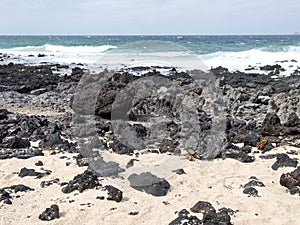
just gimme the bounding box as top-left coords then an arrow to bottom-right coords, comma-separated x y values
0,0 -> 299,35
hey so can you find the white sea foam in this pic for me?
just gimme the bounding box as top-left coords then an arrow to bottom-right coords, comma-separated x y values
0,44 -> 117,64
199,47 -> 300,76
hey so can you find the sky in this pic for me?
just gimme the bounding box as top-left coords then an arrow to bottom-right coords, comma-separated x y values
0,0 -> 299,35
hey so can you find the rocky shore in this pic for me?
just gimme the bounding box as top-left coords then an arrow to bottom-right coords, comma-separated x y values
0,60 -> 300,225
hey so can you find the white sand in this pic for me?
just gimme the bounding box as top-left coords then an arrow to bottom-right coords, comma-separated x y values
0,146 -> 300,225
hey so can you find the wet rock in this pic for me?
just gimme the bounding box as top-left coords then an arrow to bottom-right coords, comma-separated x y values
39,204 -> 59,221
128,172 -> 171,196
190,201 -> 216,214
169,209 -> 202,225
104,185 -> 123,202
271,154 -> 298,170
61,170 -> 101,193
260,64 -> 282,71
280,167 -> 300,194
243,187 -> 259,197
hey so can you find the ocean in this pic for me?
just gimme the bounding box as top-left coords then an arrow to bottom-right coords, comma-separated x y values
1,35 -> 300,75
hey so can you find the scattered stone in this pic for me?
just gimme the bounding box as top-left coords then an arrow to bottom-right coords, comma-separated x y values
126,159 -> 139,168
40,179 -> 60,188
271,154 -> 298,170
18,167 -> 43,178
280,167 -> 300,195
190,201 -> 216,214
35,161 -> 43,166
243,187 -> 259,197
39,205 -> 59,221
169,209 -> 201,225
104,185 -> 123,203
61,170 -> 101,193
128,172 -> 171,196
172,169 -> 186,175
243,180 -> 265,188
129,211 -> 139,215
96,196 -> 105,200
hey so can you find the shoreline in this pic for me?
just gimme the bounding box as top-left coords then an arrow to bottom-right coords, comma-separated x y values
0,59 -> 299,224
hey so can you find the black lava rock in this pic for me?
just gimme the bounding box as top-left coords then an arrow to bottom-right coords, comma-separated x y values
109,139 -> 134,155
244,133 -> 260,147
35,161 -> 43,166
261,113 -> 282,136
280,167 -> 300,195
190,201 -> 216,214
0,148 -> 44,160
271,154 -> 298,170
261,143 -> 275,154
18,167 -> 43,178
128,172 -> 171,196
243,180 -> 265,188
243,187 -> 259,197
169,209 -> 201,225
104,185 -> 123,202
39,205 -> 59,221
5,136 -> 30,149
61,170 -> 101,193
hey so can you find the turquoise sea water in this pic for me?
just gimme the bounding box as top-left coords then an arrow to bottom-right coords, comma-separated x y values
1,35 -> 300,74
